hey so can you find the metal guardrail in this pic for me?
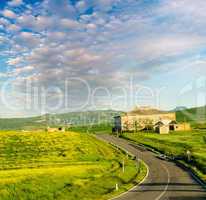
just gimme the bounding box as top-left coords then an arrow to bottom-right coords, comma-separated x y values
125,139 -> 206,189
108,142 -> 137,160
94,135 -> 136,160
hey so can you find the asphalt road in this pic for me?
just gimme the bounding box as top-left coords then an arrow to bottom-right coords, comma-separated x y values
96,134 -> 206,200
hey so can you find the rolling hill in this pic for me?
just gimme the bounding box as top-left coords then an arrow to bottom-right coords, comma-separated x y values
0,106 -> 206,130
176,106 -> 206,127
0,131 -> 146,200
0,110 -> 123,130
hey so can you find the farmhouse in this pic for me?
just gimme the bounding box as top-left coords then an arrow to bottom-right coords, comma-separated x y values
114,106 -> 191,134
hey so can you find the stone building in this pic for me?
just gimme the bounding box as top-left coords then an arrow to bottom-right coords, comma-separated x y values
114,107 -> 176,133
113,106 -> 191,134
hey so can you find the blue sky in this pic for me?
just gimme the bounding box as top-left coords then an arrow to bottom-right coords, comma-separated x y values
0,0 -> 206,117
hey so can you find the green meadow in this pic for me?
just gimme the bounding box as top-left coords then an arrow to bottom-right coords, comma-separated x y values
122,131 -> 206,182
0,131 -> 146,200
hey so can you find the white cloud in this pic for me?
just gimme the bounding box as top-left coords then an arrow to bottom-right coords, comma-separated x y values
60,18 -> 81,29
12,65 -> 34,75
46,32 -> 66,42
17,15 -> 55,31
0,35 -> 8,44
135,35 -> 206,61
7,57 -> 22,66
156,0 -> 206,32
17,15 -> 36,28
0,72 -> 9,78
2,0 -> 206,115
43,0 -> 76,18
87,23 -> 97,30
2,9 -> 17,19
63,48 -> 101,64
75,1 -> 88,13
14,32 -> 41,48
7,24 -> 21,32
0,18 -> 10,26
159,0 -> 206,18
94,0 -> 117,12
8,0 -> 23,7
35,16 -> 54,30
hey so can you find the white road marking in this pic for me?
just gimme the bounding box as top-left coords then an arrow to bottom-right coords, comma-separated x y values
108,156 -> 150,200
154,163 -> 170,200
97,135 -> 171,200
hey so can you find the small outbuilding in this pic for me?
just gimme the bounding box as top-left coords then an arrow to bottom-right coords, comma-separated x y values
169,120 -> 178,131
154,121 -> 170,134
47,127 -> 65,132
157,125 -> 170,134
169,122 -> 191,131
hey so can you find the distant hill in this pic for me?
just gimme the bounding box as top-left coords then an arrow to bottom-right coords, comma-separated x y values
176,106 -> 206,127
0,110 -> 123,130
1,106 -> 206,130
0,116 -> 44,130
171,106 -> 187,112
128,106 -> 169,115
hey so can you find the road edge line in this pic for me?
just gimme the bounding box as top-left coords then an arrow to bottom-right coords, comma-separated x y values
108,162 -> 149,200
94,135 -> 150,200
121,135 -> 206,190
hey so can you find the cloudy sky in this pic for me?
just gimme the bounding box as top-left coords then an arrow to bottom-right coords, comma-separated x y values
0,0 -> 206,117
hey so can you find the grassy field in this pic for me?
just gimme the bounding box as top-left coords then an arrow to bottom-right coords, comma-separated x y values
176,106 -> 206,128
68,123 -> 113,134
0,110 -> 123,130
0,131 -> 146,200
122,131 -> 206,182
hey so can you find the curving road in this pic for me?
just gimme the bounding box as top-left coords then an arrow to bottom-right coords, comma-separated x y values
96,134 -> 206,200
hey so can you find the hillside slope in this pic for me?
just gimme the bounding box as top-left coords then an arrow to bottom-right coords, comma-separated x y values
176,106 -> 206,127
0,131 -> 146,200
1,106 -> 206,130
0,110 -> 123,130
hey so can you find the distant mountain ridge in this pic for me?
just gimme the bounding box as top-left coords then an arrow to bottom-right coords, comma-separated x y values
127,106 -> 169,115
0,110 -> 123,130
0,106 -> 206,130
171,106 -> 187,112
176,106 -> 206,123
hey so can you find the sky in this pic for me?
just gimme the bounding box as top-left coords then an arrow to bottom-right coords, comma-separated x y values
0,0 -> 206,117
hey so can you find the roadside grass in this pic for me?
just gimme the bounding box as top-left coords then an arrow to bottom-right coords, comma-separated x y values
0,131 -> 147,200
68,123 -> 113,134
122,130 -> 206,182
